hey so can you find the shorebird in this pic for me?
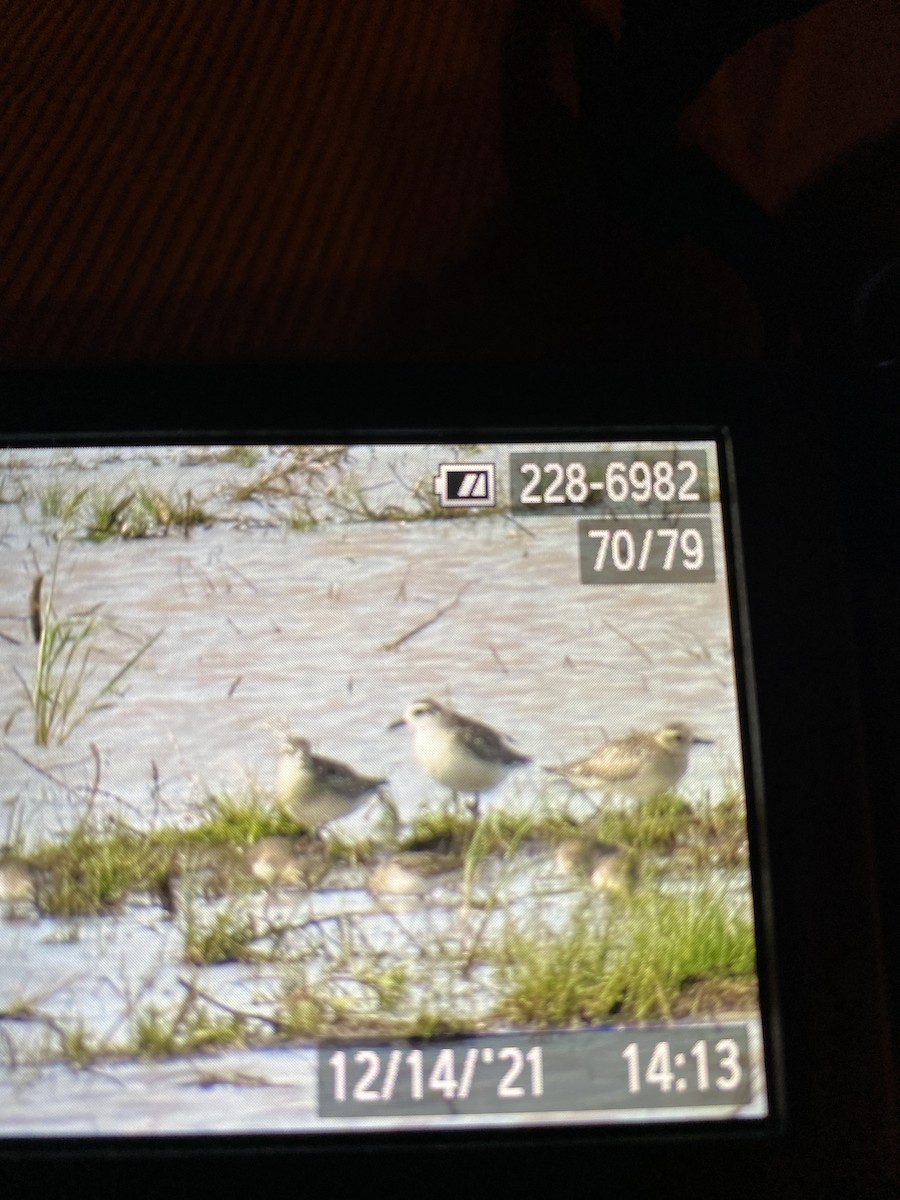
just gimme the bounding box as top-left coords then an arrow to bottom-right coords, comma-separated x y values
275,735 -> 386,833
242,836 -> 330,890
548,722 -> 712,803
0,857 -> 39,917
158,844 -> 241,914
554,839 -> 639,897
369,849 -> 464,899
390,698 -> 530,810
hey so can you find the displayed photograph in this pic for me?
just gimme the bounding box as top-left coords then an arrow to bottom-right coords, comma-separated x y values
0,439 -> 769,1136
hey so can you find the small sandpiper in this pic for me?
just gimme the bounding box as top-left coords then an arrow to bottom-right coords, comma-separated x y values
548,722 -> 712,803
369,849 -> 464,899
275,735 -> 386,833
554,839 -> 639,897
242,836 -> 330,890
158,844 -> 241,914
0,856 -> 39,917
390,698 -> 530,810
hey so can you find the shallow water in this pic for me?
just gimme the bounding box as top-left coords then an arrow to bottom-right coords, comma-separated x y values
0,445 -> 743,835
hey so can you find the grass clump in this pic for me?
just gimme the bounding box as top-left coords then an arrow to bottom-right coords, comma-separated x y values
82,488 -> 138,538
404,1012 -> 476,1040
21,792 -> 310,919
59,1020 -> 105,1069
219,445 -> 261,468
591,792 -> 694,853
30,481 -> 214,540
30,820 -> 175,916
403,801 -> 578,858
14,546 -> 161,746
275,963 -> 413,1040
493,883 -> 757,1027
185,792 -> 299,846
83,487 -> 213,539
36,481 -> 89,524
131,488 -> 212,536
181,905 -> 263,966
135,998 -> 249,1058
275,971 -> 370,1040
228,445 -> 349,504
678,792 -> 750,869
493,908 -> 619,1028
285,501 -> 319,531
25,606 -> 160,746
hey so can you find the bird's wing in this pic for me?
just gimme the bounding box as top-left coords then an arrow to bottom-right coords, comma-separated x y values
564,737 -> 646,782
316,754 -> 384,797
455,713 -> 531,764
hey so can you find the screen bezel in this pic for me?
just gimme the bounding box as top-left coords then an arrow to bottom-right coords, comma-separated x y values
0,364 -> 892,1198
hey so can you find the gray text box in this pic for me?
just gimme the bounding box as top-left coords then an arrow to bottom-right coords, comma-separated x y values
578,517 -> 715,584
318,1023 -> 752,1118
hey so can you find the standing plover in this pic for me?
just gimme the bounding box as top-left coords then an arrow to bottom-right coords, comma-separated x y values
276,735 -> 386,832
548,722 -> 712,802
390,698 -> 530,808
554,839 -> 639,897
369,849 -> 464,899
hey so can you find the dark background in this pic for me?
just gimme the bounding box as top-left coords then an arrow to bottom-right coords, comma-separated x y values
1,1 -> 898,1196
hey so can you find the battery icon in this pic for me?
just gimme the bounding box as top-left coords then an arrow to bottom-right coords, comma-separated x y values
433,463 -> 497,508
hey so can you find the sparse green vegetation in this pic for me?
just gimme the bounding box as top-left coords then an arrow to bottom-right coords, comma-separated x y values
493,884 -> 756,1026
14,444 -> 522,543
181,905 -> 264,966
13,547 -> 161,746
135,995 -> 250,1058
592,792 -> 695,853
285,500 -> 319,531
81,486 -> 214,539
220,445 -> 262,468
16,787 -> 376,920
404,798 -> 573,856
24,478 -> 214,540
37,481 -> 89,524
2,796 -> 757,1064
58,1020 -> 103,1068
30,819 -> 174,916
676,791 -> 749,869
403,1012 -> 476,1040
226,445 -> 349,504
189,792 -> 300,846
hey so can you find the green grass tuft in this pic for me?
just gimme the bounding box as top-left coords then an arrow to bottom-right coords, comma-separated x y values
493,882 -> 757,1026
135,1000 -> 249,1058
181,905 -> 263,966
14,542 -> 161,746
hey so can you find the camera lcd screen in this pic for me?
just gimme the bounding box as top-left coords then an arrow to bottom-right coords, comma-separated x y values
0,437 -> 773,1139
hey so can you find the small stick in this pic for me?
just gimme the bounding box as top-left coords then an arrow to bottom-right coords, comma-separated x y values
1,741 -> 137,811
29,574 -> 43,644
379,584 -> 469,652
175,978 -> 284,1031
603,617 -> 654,664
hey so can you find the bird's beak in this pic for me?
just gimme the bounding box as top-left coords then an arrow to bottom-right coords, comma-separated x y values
692,736 -> 714,745
388,717 -> 405,731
